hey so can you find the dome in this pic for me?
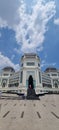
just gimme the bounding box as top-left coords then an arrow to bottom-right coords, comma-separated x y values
2,66 -> 15,72
45,67 -> 57,72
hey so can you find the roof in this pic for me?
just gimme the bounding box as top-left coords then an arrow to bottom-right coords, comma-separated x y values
2,66 -> 15,72
21,53 -> 40,60
45,67 -> 57,72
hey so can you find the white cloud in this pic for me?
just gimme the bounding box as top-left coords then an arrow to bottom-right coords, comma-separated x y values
0,52 -> 19,71
0,17 -> 7,28
11,54 -> 15,60
54,18 -> 59,25
14,48 -> 21,54
15,0 -> 56,52
0,32 -> 2,38
0,0 -> 56,53
14,64 -> 20,71
41,59 -> 56,68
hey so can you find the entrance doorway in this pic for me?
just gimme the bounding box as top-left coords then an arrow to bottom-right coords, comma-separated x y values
28,75 -> 34,89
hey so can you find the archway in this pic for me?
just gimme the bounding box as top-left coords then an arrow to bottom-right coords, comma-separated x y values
55,82 -> 58,88
54,81 -> 58,88
28,75 -> 34,89
27,75 -> 39,99
2,79 -> 7,87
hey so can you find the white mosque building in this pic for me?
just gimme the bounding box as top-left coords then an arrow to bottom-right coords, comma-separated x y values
0,53 -> 59,94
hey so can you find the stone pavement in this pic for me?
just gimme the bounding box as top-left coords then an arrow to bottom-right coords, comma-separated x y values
0,94 -> 59,130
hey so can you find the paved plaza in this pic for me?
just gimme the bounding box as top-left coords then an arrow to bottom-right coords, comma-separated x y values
0,94 -> 59,130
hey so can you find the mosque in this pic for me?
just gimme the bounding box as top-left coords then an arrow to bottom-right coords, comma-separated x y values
0,53 -> 59,94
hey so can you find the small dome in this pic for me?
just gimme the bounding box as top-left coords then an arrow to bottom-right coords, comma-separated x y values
2,66 -> 15,72
45,67 -> 57,72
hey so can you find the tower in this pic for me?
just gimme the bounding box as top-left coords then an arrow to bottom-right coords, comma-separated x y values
19,53 -> 42,94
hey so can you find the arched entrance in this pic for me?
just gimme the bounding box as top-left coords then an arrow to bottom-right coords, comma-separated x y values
54,80 -> 58,88
2,79 -> 7,87
55,82 -> 58,88
28,75 -> 34,89
27,75 -> 39,99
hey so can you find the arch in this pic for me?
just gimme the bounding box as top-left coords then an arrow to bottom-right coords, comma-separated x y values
28,75 -> 34,89
54,80 -> 58,88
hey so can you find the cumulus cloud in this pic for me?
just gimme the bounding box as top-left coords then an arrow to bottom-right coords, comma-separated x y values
41,59 -> 56,68
0,17 -> 7,28
15,0 -> 56,52
0,0 -> 56,53
11,54 -> 15,60
0,52 -> 19,71
54,18 -> 59,25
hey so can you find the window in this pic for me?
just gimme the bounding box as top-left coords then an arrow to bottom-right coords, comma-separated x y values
38,63 -> 40,67
55,83 -> 58,88
26,62 -> 35,66
52,74 -> 57,76
3,74 -> 9,76
39,72 -> 41,83
20,71 -> 23,83
47,74 -> 50,76
2,79 -> 7,87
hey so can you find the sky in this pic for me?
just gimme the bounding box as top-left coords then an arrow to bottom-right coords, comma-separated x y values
0,0 -> 59,71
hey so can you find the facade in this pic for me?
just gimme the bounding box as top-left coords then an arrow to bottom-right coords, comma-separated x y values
8,71 -> 20,87
42,72 -> 52,88
45,67 -> 59,88
0,54 -> 59,94
19,53 -> 42,93
0,67 -> 15,88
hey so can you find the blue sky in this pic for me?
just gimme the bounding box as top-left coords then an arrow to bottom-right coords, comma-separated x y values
0,0 -> 59,71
